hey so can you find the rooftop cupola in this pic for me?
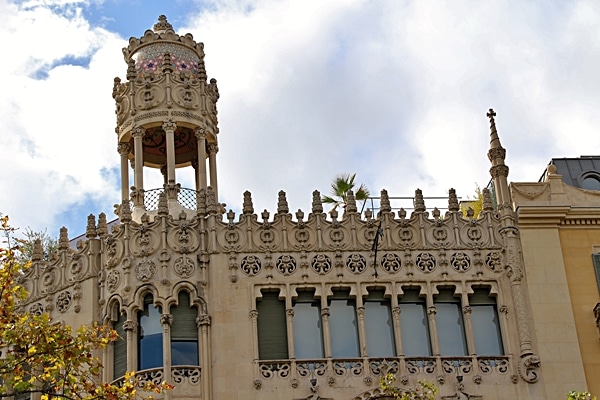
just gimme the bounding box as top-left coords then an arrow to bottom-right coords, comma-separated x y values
112,15 -> 220,222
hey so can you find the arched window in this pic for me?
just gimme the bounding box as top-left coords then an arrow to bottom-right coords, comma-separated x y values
112,307 -> 127,380
399,288 -> 431,356
364,289 -> 395,357
434,288 -> 467,356
469,288 -> 503,356
256,290 -> 288,360
138,294 -> 163,370
328,289 -> 359,358
170,291 -> 199,365
293,289 -> 324,359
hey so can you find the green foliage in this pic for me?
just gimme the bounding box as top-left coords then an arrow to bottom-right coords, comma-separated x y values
322,173 -> 370,212
15,227 -> 59,263
0,215 -> 172,400
460,184 -> 483,219
380,373 -> 437,400
568,391 -> 597,400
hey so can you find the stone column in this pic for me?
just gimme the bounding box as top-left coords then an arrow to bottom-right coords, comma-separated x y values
392,306 -> 403,356
195,128 -> 208,191
123,320 -> 139,373
208,144 -> 219,200
161,313 -> 173,398
427,306 -> 440,356
197,314 -> 212,400
163,121 -> 177,184
462,305 -> 476,356
132,127 -> 145,191
118,143 -> 130,202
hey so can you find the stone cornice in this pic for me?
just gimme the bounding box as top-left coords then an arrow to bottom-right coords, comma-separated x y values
515,205 -> 600,228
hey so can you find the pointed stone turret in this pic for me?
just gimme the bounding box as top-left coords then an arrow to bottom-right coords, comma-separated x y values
487,109 -> 510,208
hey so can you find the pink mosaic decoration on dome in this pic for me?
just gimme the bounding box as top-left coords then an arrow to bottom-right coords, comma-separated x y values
133,43 -> 200,74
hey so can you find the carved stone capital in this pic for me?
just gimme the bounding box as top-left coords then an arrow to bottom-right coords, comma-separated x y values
123,320 -> 138,332
197,313 -> 211,327
194,128 -> 207,140
132,127 -> 145,138
208,144 -> 219,155
162,120 -> 177,132
490,164 -> 509,178
160,313 -> 173,326
427,306 -> 437,315
117,143 -> 131,155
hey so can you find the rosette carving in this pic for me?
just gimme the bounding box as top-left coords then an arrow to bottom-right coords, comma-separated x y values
167,225 -> 200,254
174,256 -> 195,278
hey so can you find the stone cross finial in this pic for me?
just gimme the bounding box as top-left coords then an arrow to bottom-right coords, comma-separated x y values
487,108 -> 496,122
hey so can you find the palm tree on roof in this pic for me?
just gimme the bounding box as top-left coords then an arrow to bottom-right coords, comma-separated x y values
322,173 -> 370,213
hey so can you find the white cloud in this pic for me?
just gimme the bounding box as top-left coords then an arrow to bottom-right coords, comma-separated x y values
1,0 -> 600,235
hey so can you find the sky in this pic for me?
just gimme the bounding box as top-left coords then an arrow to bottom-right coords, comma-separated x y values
1,0 -> 600,238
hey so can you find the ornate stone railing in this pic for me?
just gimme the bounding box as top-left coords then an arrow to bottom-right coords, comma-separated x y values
257,355 -> 511,383
144,187 -> 198,210
112,366 -> 201,387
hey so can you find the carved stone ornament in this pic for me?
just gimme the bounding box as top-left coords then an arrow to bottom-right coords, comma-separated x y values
56,291 -> 72,313
416,252 -> 436,272
106,270 -> 121,291
276,255 -> 297,276
174,256 -> 195,278
381,253 -> 402,273
485,251 -> 502,272
135,260 -> 157,281
518,354 -> 541,383
241,255 -> 262,276
312,254 -> 332,274
346,254 -> 367,274
450,252 -> 471,272
29,303 -> 44,316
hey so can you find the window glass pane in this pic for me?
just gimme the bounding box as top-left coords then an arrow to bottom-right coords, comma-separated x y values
139,296 -> 163,370
257,291 -> 288,360
171,292 -> 199,365
435,290 -> 467,356
470,288 -> 503,356
293,297 -> 323,359
172,341 -> 199,365
113,310 -> 127,379
471,306 -> 503,355
329,292 -> 359,358
399,303 -> 431,356
364,291 -> 395,357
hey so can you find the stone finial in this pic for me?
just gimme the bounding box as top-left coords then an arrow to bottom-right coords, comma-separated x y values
482,188 -> 494,212
345,190 -> 357,213
432,207 -> 441,219
86,215 -> 97,239
158,192 -> 168,216
153,15 -> 174,32
295,209 -> 304,222
466,207 -> 475,219
277,190 -> 289,215
206,187 -> 218,215
196,188 -> 207,215
261,210 -> 270,222
380,189 -> 392,213
243,191 -> 254,215
58,227 -> 69,250
547,163 -> 558,175
312,190 -> 323,214
126,59 -> 137,81
120,199 -> 132,222
413,189 -> 426,213
32,239 -> 43,262
448,188 -> 459,212
97,213 -> 108,238
397,208 -> 406,219
227,209 -> 236,223
487,108 -> 507,164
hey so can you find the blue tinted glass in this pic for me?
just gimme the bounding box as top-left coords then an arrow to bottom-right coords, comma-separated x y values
471,305 -> 503,355
293,302 -> 324,359
172,341 -> 199,365
139,303 -> 163,370
399,303 -> 431,356
435,303 -> 467,356
364,301 -> 395,357
329,299 -> 359,358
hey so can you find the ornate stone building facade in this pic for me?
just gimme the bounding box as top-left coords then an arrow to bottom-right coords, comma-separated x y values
17,16 -> 598,400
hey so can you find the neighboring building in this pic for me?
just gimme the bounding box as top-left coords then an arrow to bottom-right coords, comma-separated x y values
512,157 -> 600,397
17,16 -> 598,400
